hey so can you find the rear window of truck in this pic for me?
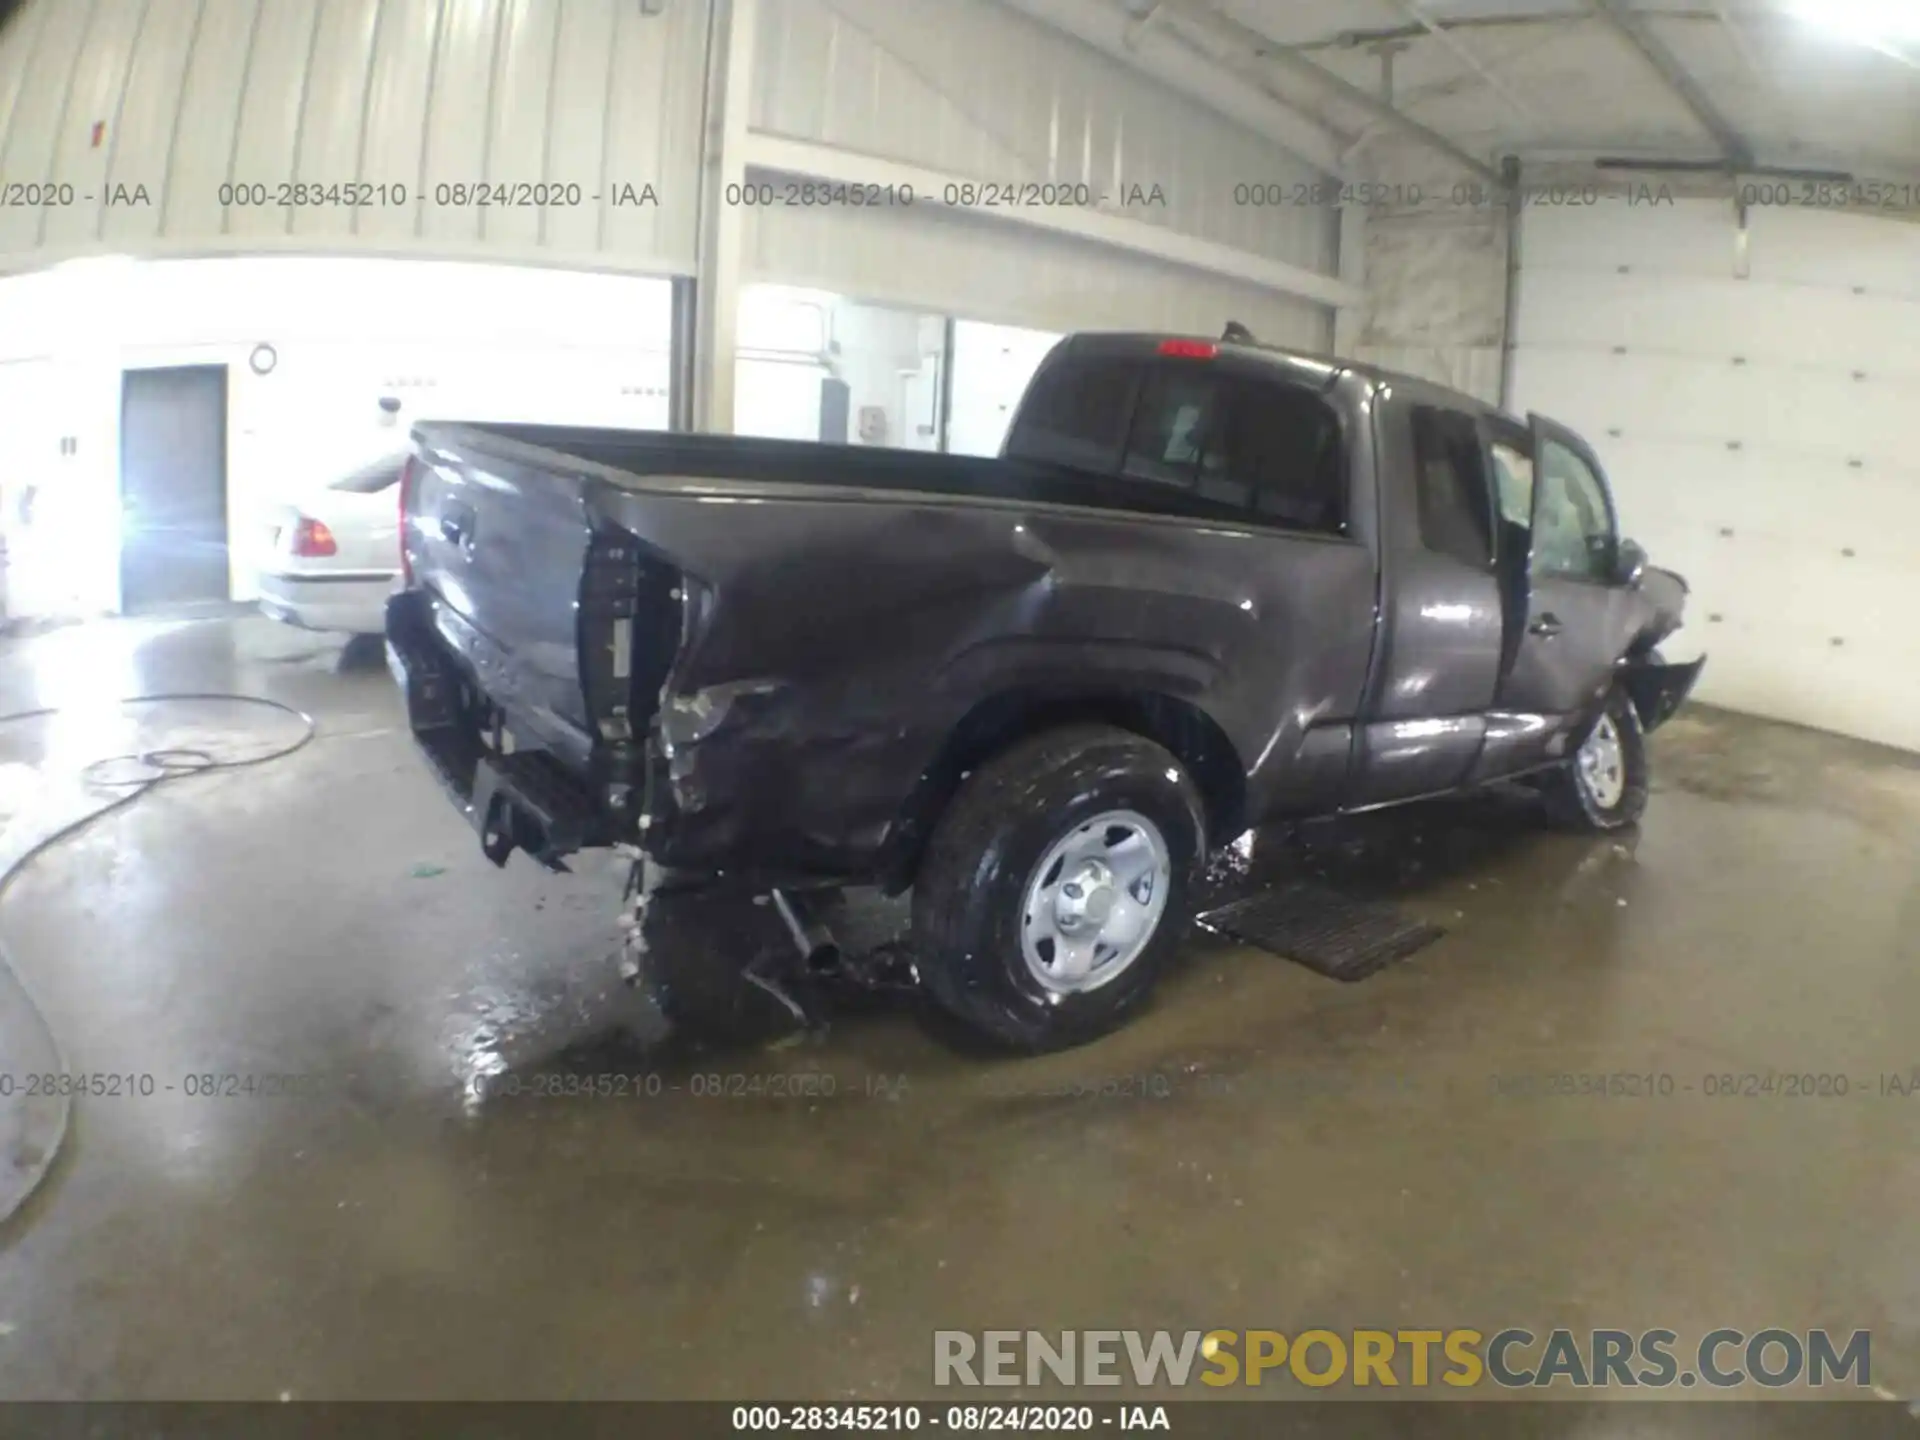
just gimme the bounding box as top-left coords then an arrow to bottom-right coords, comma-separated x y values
1005,357 -> 1140,474
1119,365 -> 1345,536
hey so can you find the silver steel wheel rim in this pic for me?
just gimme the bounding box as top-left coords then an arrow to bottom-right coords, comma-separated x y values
1578,713 -> 1627,810
1019,809 -> 1172,997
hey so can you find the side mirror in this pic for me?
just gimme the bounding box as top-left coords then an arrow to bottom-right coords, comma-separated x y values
1615,537 -> 1648,587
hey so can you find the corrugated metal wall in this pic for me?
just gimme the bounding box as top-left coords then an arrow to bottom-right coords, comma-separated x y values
0,0 -> 1340,341
0,0 -> 708,271
746,0 -> 1339,345
745,201 -> 1334,345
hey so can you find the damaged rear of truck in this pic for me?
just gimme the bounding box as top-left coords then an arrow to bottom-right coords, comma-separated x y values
387,332 -> 1702,1050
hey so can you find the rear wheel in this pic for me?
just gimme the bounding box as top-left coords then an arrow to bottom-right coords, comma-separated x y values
1542,686 -> 1648,831
911,725 -> 1205,1052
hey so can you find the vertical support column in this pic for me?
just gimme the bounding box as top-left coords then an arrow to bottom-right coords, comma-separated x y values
1497,153 -> 1522,412
1332,196 -> 1367,357
1730,192 -> 1751,281
690,0 -> 758,434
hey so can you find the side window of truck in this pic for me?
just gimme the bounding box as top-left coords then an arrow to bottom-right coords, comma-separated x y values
1534,440 -> 1617,581
1490,441 -> 1533,527
1006,357 -> 1140,473
1115,364 -> 1345,534
1411,407 -> 1493,567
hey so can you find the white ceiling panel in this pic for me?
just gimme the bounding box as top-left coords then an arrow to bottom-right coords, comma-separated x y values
1143,0 -> 1920,193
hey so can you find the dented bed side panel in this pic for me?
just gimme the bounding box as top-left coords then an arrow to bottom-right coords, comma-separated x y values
578,479 -> 1379,877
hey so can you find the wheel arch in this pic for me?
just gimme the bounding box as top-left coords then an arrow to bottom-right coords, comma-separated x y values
877,687 -> 1246,894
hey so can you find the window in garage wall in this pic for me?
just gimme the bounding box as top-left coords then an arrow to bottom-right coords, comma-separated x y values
735,285 -> 945,449
946,322 -> 1064,458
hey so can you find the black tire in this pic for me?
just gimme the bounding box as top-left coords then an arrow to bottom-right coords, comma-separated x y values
337,633 -> 388,671
911,724 -> 1206,1053
1541,686 -> 1649,831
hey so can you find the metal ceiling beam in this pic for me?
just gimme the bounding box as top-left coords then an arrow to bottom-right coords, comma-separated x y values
997,0 -> 1353,178
1707,0 -> 1769,84
1159,0 -> 1506,186
1386,0 -> 1541,129
1589,0 -> 1755,167
744,133 -> 1365,309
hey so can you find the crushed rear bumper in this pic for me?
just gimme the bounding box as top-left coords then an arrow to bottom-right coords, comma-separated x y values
385,589 -> 611,871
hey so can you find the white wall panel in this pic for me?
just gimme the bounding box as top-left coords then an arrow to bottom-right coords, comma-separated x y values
0,0 -> 47,163
744,0 -> 1336,337
1513,198 -> 1920,752
0,0 -> 704,273
752,0 -> 1334,271
597,0 -> 705,267
97,0 -> 197,246
227,0 -> 321,242
948,320 -> 1062,457
0,0 -> 94,255
538,0 -> 618,256
477,0 -> 560,253
0,358 -> 79,618
288,0 -> 384,242
414,0 -> 494,248
352,0 -> 439,245
39,0 -> 146,252
742,198 -> 1333,349
161,0 -> 257,240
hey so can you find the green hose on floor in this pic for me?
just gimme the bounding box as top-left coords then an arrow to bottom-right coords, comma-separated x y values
0,693 -> 317,1227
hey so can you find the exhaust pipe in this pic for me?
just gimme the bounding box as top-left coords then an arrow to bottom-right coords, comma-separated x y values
770,889 -> 841,972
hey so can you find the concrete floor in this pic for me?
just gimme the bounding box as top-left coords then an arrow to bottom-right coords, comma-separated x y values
0,614 -> 1917,1408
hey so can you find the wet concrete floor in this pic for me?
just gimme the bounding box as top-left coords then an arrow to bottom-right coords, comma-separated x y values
0,615 -> 1916,1408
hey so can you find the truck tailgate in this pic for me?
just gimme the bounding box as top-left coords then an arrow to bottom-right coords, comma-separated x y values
390,425 -> 687,870
407,432 -> 600,764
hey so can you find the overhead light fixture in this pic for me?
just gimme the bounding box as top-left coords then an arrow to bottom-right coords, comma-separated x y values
1789,0 -> 1920,46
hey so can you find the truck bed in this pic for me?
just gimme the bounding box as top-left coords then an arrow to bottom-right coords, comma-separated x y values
426,422 -> 1276,525
391,418 -> 1380,878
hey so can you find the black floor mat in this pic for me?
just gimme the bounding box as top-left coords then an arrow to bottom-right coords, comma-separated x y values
1196,881 -> 1445,981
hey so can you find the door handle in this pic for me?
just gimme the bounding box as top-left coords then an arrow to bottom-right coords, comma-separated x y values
1529,612 -> 1564,638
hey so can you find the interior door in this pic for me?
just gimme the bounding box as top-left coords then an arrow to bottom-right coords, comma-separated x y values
1492,414 -> 1635,765
120,366 -> 230,612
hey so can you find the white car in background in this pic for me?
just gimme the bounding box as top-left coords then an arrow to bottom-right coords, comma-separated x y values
255,452 -> 404,637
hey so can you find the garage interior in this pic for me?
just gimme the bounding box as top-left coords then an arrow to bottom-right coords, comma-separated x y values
1,0 -> 1918,1416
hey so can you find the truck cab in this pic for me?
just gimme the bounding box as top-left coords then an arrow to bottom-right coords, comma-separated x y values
1001,333 -> 1697,814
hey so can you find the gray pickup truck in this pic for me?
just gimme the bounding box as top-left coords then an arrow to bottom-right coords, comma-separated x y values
386,328 -> 1703,1050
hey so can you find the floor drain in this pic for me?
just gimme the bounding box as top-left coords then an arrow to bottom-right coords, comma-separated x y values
1197,881 -> 1445,981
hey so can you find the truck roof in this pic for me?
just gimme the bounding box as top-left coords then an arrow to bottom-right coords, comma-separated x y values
1059,330 -> 1523,428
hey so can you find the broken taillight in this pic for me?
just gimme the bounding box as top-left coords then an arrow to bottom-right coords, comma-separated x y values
290,516 -> 337,557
